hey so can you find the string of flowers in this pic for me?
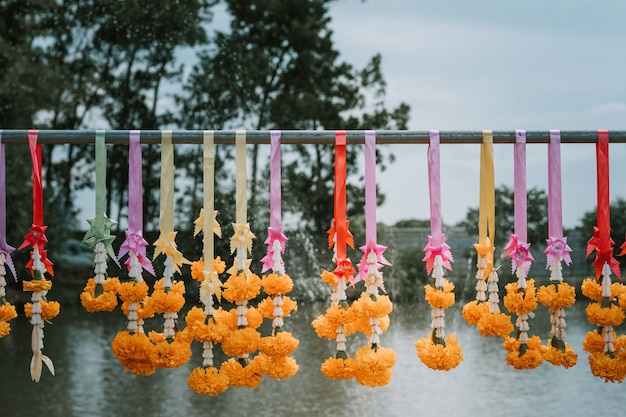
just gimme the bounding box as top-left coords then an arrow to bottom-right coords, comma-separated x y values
149,130 -> 192,369
112,130 -> 157,376
81,131 -> 120,313
581,130 -> 626,382
0,131 -> 17,339
462,130 -> 513,339
351,131 -> 396,386
219,131 -> 264,389
19,130 -> 59,382
256,131 -> 299,381
312,131 -> 359,381
186,130 -> 230,396
537,130 -> 577,368
501,130 -> 542,370
415,130 -> 462,372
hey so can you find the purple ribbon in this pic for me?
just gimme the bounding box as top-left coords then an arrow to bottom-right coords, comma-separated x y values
0,131 -> 16,281
261,130 -> 288,273
118,131 -> 154,275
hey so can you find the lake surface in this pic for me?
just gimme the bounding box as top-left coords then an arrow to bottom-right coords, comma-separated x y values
1,299 -> 625,417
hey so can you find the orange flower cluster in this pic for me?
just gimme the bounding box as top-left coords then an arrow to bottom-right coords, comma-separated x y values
111,331 -> 157,376
354,345 -> 396,386
149,278 -> 185,313
190,257 -> 226,282
24,300 -> 60,321
502,335 -> 543,370
582,276 -> 626,382
80,277 -> 120,312
415,334 -> 462,372
0,301 -> 17,338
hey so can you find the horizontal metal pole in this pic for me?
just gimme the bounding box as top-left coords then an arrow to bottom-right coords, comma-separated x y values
1,129 -> 626,145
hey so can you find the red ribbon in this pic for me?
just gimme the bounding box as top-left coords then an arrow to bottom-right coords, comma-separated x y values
590,130 -> 619,278
28,130 -> 43,225
334,131 -> 347,261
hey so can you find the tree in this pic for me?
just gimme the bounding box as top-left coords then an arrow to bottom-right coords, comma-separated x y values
180,0 -> 410,276
458,185 -> 548,255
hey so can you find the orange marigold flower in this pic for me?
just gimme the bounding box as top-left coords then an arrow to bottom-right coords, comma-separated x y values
356,345 -> 397,372
221,327 -> 261,357
424,280 -> 455,310
121,299 -> 155,320
477,311 -> 513,338
188,366 -> 230,396
502,335 -> 543,370
258,332 -> 299,358
346,314 -> 390,336
462,300 -> 489,325
537,282 -> 576,309
581,278 -> 603,302
22,279 -> 52,293
582,330 -> 606,353
0,321 -> 10,338
24,300 -> 60,320
586,303 -> 625,327
311,315 -> 337,339
213,257 -> 226,274
117,281 -> 149,303
540,339 -> 578,368
415,334 -> 463,371
257,295 -> 298,319
150,289 -> 185,313
588,352 -> 626,383
261,273 -> 294,295
355,368 -> 393,387
320,269 -> 337,286
185,306 -> 229,343
0,303 -> 17,321
320,357 -> 356,380
82,277 -> 120,294
352,294 -> 393,318
222,273 -> 261,302
221,357 -> 263,389
80,290 -> 118,313
190,259 -> 205,281
503,279 -> 538,316
149,331 -> 192,369
323,303 -> 356,329
111,330 -> 157,376
256,353 -> 299,380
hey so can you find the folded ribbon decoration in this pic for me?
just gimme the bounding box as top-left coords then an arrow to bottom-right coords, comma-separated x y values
153,130 -> 189,275
332,131 -> 356,284
118,130 -> 154,276
503,130 -> 534,278
544,130 -> 572,276
473,130 -> 495,276
422,130 -> 452,275
587,130 -> 619,278
83,131 -> 120,267
19,130 -> 53,276
261,130 -> 288,274
0,131 -> 16,281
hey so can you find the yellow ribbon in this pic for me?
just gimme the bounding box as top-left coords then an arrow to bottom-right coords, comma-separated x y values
160,130 -> 174,235
203,130 -> 215,265
475,130 -> 495,265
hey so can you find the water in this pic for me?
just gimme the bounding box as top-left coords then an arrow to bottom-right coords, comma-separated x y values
1,301 -> 625,417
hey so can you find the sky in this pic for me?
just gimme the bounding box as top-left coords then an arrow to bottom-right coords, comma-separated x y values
325,0 -> 626,229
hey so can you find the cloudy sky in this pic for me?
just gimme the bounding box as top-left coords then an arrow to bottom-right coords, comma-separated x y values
326,0 -> 626,229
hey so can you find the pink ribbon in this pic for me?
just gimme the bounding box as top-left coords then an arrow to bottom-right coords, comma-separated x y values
544,130 -> 572,267
261,130 -> 288,273
422,130 -> 452,275
503,130 -> 533,276
118,130 -> 154,275
357,131 -> 391,280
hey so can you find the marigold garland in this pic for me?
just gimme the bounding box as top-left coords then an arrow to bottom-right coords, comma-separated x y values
80,276 -> 120,312
111,331 -> 157,376
415,334 -> 463,372
502,335 -> 543,370
187,366 -> 229,396
0,261 -> 16,338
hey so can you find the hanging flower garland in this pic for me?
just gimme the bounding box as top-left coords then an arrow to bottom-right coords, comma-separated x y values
112,130 -> 157,376
312,131 -> 358,381
501,130 -> 542,370
256,130 -> 299,381
80,130 -> 121,312
462,130 -> 513,339
219,130 -> 264,389
0,131 -> 17,339
186,130 -> 230,396
148,130 -> 192,369
581,130 -> 626,383
18,130 -> 59,382
415,130 -> 462,371
347,130 -> 396,386
537,130 -> 577,368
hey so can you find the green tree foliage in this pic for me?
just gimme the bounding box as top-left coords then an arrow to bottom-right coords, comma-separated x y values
458,185 -> 548,255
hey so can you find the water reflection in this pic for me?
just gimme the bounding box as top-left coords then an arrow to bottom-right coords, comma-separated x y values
0,301 -> 624,417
